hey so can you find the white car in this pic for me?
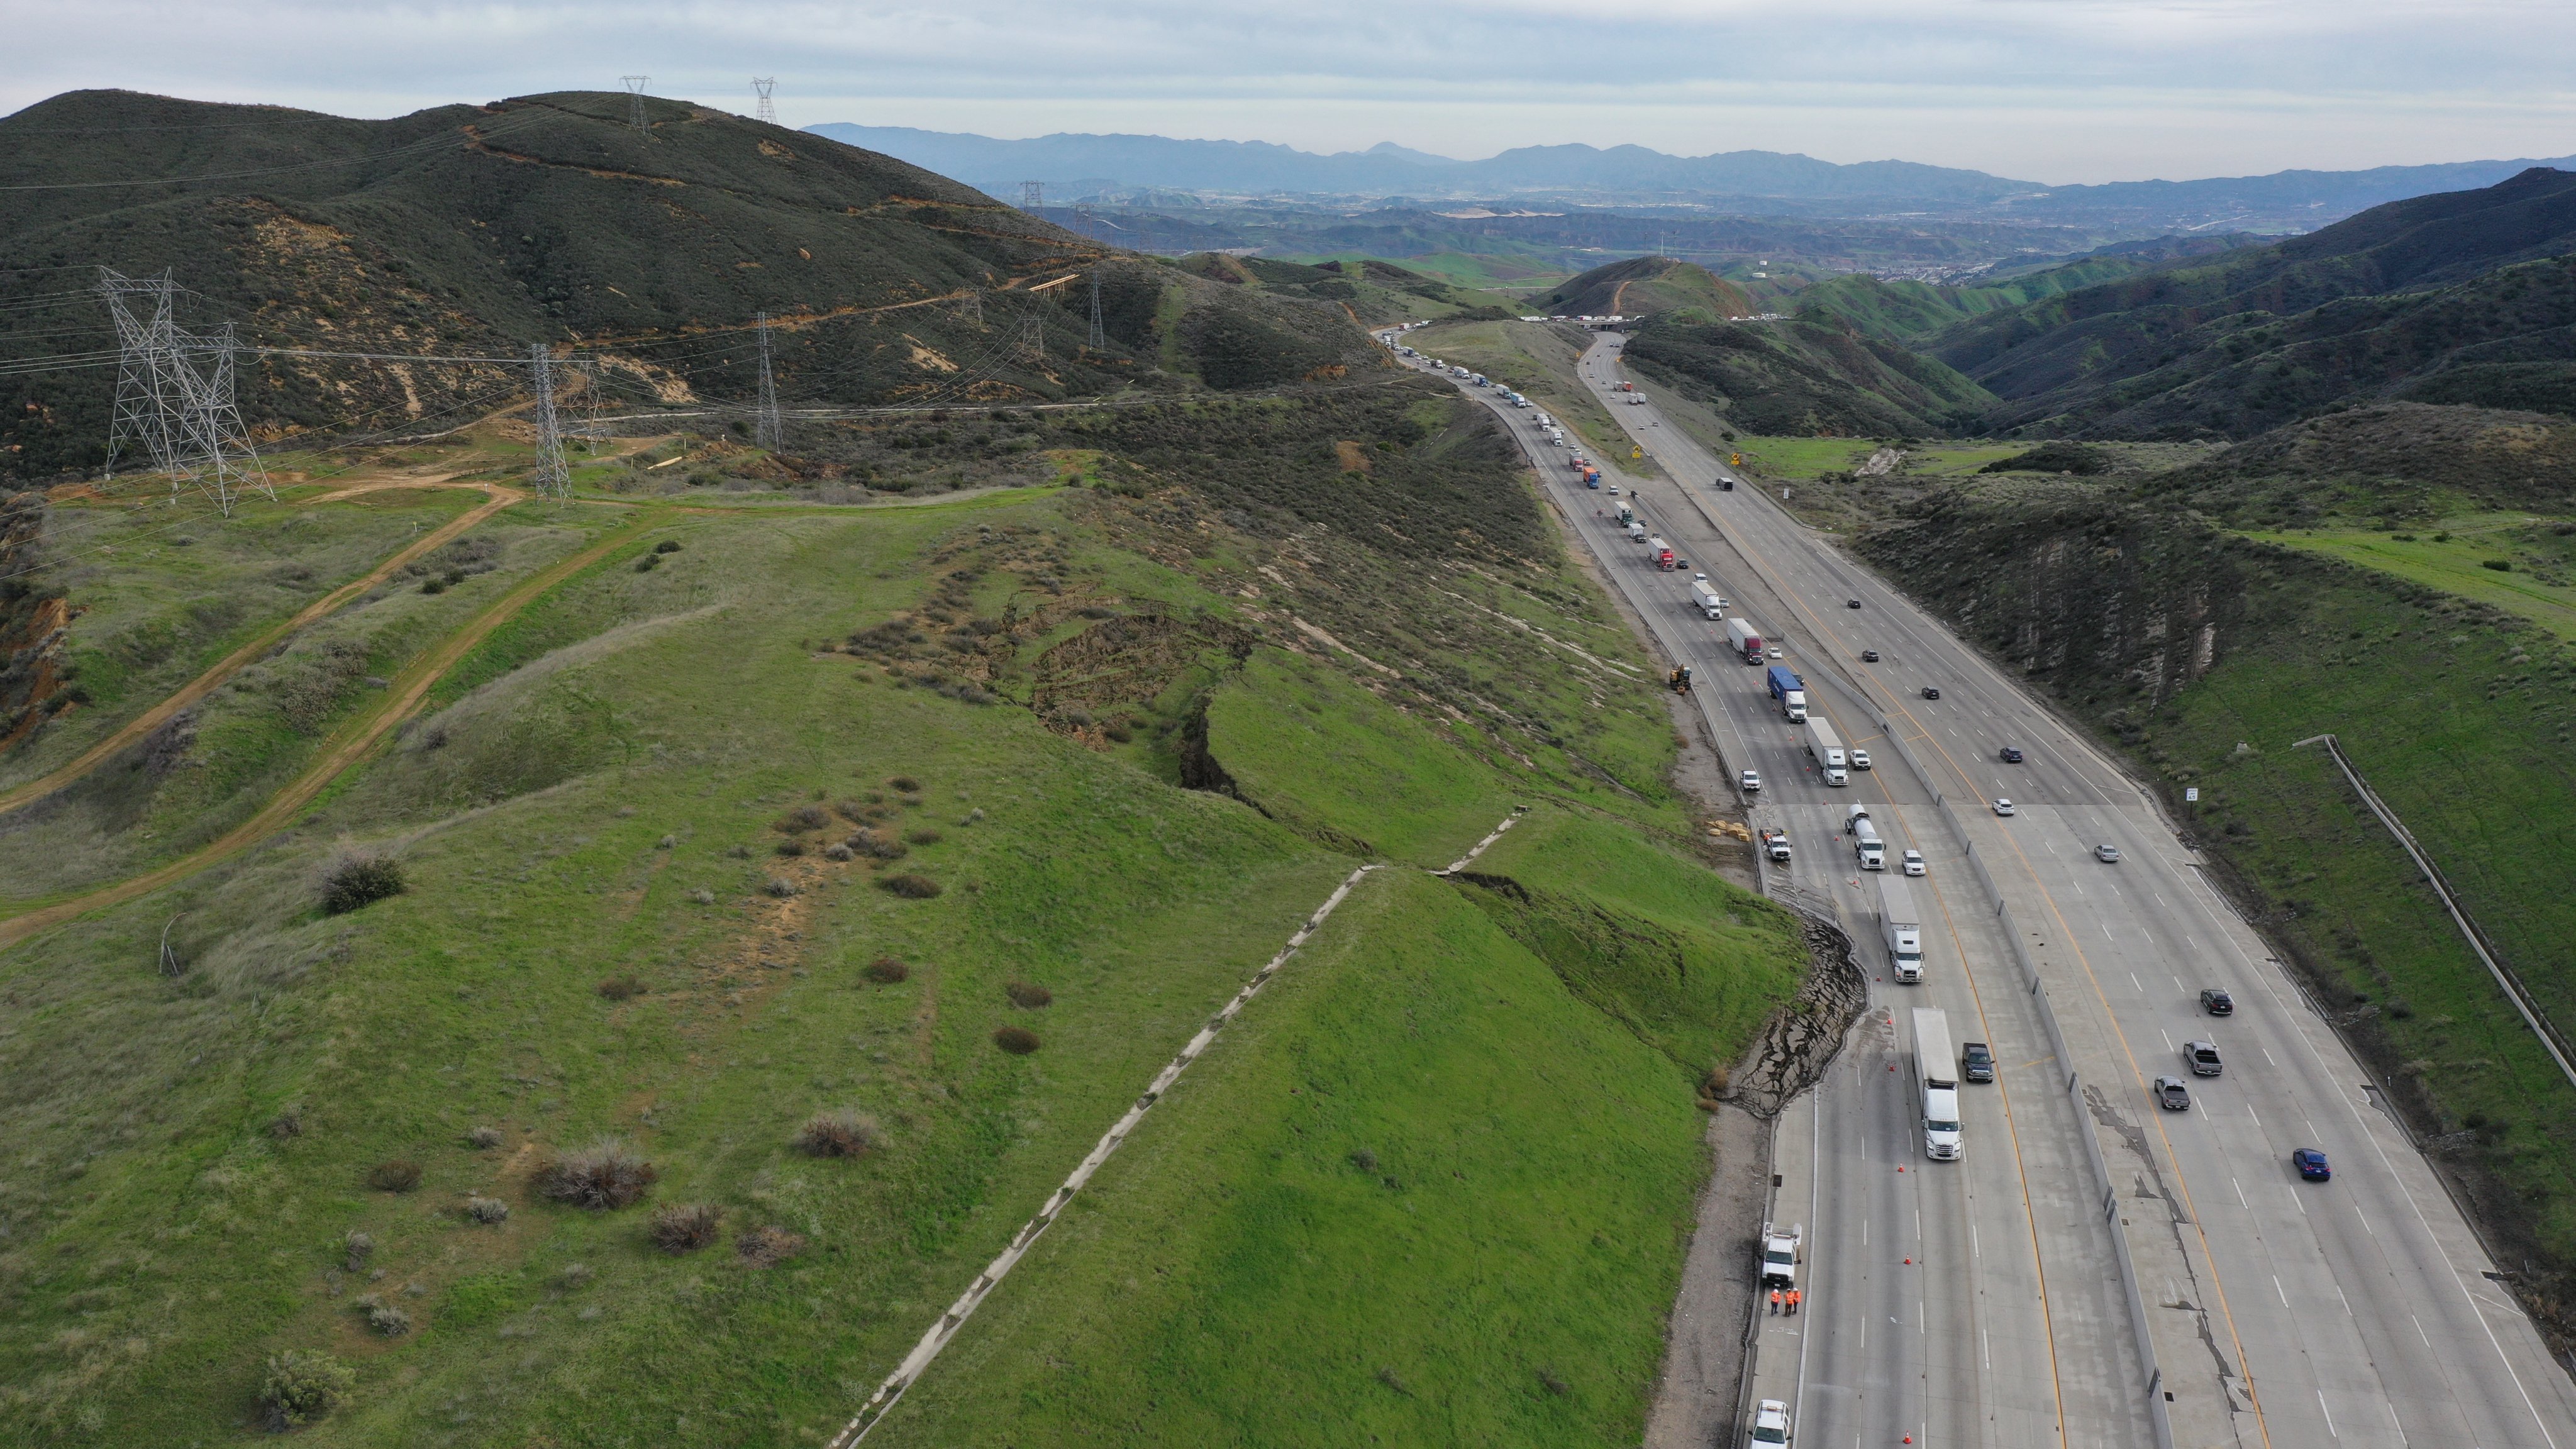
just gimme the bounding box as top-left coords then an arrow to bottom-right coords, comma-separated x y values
1992,799 -> 2016,817
2095,844 -> 2121,863
1901,849 -> 1926,876
1750,1398 -> 1790,1446
1849,748 -> 1872,770
1740,769 -> 1762,792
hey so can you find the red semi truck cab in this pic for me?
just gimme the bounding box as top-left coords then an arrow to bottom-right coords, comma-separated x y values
1724,618 -> 1765,663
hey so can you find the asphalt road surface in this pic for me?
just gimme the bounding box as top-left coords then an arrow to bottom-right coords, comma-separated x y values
1396,333 -> 2576,1449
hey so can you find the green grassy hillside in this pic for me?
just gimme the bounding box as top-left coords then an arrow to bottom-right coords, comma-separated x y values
1622,313 -> 1995,437
0,382 -> 1802,1443
0,90 -> 1381,484
1926,168 -> 2576,436
1532,256 -> 1753,319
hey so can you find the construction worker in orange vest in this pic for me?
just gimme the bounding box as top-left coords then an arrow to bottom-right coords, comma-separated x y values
1787,1288 -> 1802,1316
1769,1287 -> 1783,1315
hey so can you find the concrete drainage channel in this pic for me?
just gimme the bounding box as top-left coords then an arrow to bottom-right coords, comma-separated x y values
829,812 -> 1529,1445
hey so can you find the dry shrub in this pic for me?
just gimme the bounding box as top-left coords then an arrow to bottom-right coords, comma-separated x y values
834,798 -> 869,823
341,1232 -> 374,1272
905,827 -> 943,846
364,1301 -> 411,1336
320,855 -> 406,915
259,1349 -> 355,1430
863,956 -> 911,984
993,1025 -> 1041,1055
1004,980 -> 1052,1009
794,1108 -> 883,1158
465,1195 -> 510,1224
648,1202 -> 721,1253
737,1225 -> 808,1267
467,1125 -> 505,1150
823,842 -> 855,862
881,873 -> 941,899
846,830 -> 907,860
540,1138 -> 658,1210
596,974 -> 645,1001
366,1159 -> 423,1194
765,876 -> 799,898
772,804 -> 828,833
886,775 -> 921,792
775,839 -> 806,857
267,1107 -> 304,1140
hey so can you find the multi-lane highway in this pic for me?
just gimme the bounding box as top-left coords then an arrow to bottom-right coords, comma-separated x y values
1395,329 -> 2576,1449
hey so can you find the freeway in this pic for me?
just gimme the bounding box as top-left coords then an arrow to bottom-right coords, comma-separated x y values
1546,332 -> 2576,1449
1401,342 -> 2157,1448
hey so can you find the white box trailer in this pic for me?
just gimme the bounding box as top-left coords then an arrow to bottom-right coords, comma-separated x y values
1689,579 -> 1726,619
1806,718 -> 1848,785
1913,1008 -> 1962,1160
1879,875 -> 1922,982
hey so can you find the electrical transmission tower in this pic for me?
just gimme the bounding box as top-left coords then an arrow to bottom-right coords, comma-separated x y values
622,77 -> 650,133
1086,271 -> 1106,352
97,268 -> 273,515
960,290 -> 983,328
1020,180 -> 1043,212
752,77 -> 776,125
754,313 -> 784,449
1021,315 -> 1045,364
528,344 -> 572,498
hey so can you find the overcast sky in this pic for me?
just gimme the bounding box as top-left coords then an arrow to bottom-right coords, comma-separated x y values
7,1 -> 2573,183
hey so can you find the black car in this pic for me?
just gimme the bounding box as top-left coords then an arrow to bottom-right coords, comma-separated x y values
1960,1042 -> 1995,1083
1862,649 -> 1880,662
1846,598 -> 1863,609
2200,988 -> 2235,1016
1999,745 -> 2024,763
2293,1148 -> 2331,1182
1921,686 -> 1941,700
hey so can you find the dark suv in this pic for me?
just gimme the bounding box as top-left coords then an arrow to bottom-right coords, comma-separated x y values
1999,745 -> 2024,763
1961,1042 -> 1995,1083
2200,988 -> 2235,1016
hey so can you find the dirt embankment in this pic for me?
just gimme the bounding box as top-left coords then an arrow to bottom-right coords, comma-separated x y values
1726,915 -> 1867,1116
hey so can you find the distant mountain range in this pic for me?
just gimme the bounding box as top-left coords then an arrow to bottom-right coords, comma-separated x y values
806,123 -> 2576,232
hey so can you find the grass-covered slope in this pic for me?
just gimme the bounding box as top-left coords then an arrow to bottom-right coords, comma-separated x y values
0,384 -> 1801,1443
1532,256 -> 1753,319
1926,169 -> 2576,437
1623,313 -> 1996,437
1855,471 -> 2576,1345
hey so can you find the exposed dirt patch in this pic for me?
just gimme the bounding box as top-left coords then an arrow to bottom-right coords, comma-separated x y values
1725,916 -> 1866,1118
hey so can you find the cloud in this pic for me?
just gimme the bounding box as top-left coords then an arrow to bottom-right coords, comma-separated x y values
4,0 -> 2572,182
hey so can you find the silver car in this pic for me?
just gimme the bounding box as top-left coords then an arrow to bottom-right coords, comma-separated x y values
2094,844 -> 2121,863
1901,849 -> 1926,877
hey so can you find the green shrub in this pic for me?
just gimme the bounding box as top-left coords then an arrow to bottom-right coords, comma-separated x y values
993,1025 -> 1041,1055
596,974 -> 644,1001
320,855 -> 406,915
258,1348 -> 355,1430
365,1159 -> 422,1194
863,956 -> 911,984
1005,980 -> 1052,1009
2483,558 -> 2513,571
880,873 -> 941,899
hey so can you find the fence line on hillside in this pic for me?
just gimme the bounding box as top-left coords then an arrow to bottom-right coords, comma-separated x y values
2294,733 -> 2576,1092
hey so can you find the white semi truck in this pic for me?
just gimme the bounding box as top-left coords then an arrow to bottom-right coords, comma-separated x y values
1690,579 -> 1727,619
1847,805 -> 1885,870
1879,875 -> 1922,982
1913,1007 -> 1962,1160
1805,718 -> 1849,785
